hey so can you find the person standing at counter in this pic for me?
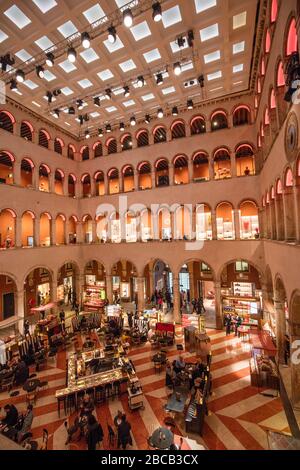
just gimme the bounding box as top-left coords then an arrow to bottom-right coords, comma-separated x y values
225,314 -> 232,336
234,315 -> 242,337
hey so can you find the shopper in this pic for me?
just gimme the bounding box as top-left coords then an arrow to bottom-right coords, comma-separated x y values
225,314 -> 232,336
17,404 -> 34,443
117,414 -> 132,449
1,403 -> 19,427
86,414 -> 104,450
234,315 -> 242,336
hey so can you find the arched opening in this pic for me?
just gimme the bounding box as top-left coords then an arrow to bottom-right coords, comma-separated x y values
211,110 -> 228,131
284,168 -> 296,240
136,129 -> 149,147
193,152 -> 209,181
277,60 -> 285,87
96,213 -> 108,242
68,144 -> 75,160
38,129 -> 50,148
196,204 -> 212,240
110,212 -> 121,243
274,276 -> 289,365
82,173 -> 91,197
107,137 -> 117,155
290,291 -> 300,404
125,211 -> 137,243
138,162 -> 152,190
95,171 -> 105,196
213,148 -> 231,179
82,214 -> 93,244
144,260 -> 173,312
57,262 -> 78,308
190,115 -> 206,135
20,121 -> 33,141
171,120 -> 186,139
236,144 -> 255,176
111,261 -> 138,304
155,158 -> 169,187
232,106 -> 251,126
216,202 -> 235,239
108,168 -> 119,194
40,213 -> 51,246
239,201 -> 259,239
68,215 -> 77,244
123,165 -> 135,192
121,133 -> 133,151
54,169 -> 64,195
0,275 -> 17,321
39,164 -> 50,192
141,208 -> 153,241
68,174 -> 76,197
21,211 -> 34,247
0,209 -> 15,249
158,207 -> 172,240
0,151 -> 14,185
83,261 -> 106,307
24,267 -> 53,318
94,141 -> 103,158
21,158 -> 34,187
276,178 -> 285,240
55,214 -> 66,245
81,145 -> 90,161
270,88 -> 276,109
271,0 -> 278,23
265,29 -> 271,53
173,155 -> 189,185
0,111 -> 14,133
54,138 -> 63,155
260,56 -> 266,76
286,18 -> 298,56
153,125 -> 167,144
174,205 -> 192,240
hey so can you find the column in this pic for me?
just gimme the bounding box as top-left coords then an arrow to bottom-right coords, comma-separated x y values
169,165 -> 174,186
90,177 -> 97,197
137,276 -> 145,313
134,171 -> 139,191
172,275 -> 181,324
290,318 -> 300,405
63,175 -> 68,196
269,201 -> 277,239
283,189 -> 296,241
230,153 -> 237,178
119,174 -> 123,194
188,160 -> 193,183
105,274 -> 113,304
51,218 -> 56,246
191,208 -> 196,240
211,211 -> 217,240
148,268 -> 154,299
51,279 -> 58,315
49,171 -> 55,193
151,171 -> 156,189
105,177 -> 110,195
214,281 -> 223,329
188,262 -> 195,300
75,179 -> 81,198
293,185 -> 300,243
34,216 -> 40,247
16,290 -> 25,334
274,297 -> 286,364
170,211 -> 175,240
76,222 -> 83,244
13,162 -> 21,186
75,273 -> 85,308
15,216 -> 22,247
91,219 -> 97,243
209,160 -> 214,180
32,166 -> 38,190
233,209 -> 240,240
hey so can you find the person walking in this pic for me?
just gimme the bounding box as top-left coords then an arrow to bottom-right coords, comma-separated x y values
86,414 -> 104,450
225,314 -> 232,336
117,414 -> 132,450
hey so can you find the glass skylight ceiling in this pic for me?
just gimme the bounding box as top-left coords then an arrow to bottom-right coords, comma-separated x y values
130,21 -> 151,41
57,21 -> 78,38
233,41 -> 245,54
143,49 -> 161,63
204,50 -> 221,64
61,87 -> 73,96
58,60 -> 77,73
97,70 -> 114,81
80,48 -> 99,63
4,5 -> 31,30
35,36 -> 55,51
43,70 -> 56,81
15,49 -> 33,63
0,30 -> 8,44
32,0 -> 58,14
194,0 -> 217,14
200,23 -> 219,42
162,6 -> 182,28
119,59 -> 137,72
233,12 -> 247,29
78,79 -> 93,89
83,4 -> 107,24
103,36 -> 124,53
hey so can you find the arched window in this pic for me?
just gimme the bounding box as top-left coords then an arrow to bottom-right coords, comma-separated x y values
107,138 -> 117,154
171,120 -> 186,139
277,60 -> 285,87
193,152 -> 209,181
0,209 -> 16,248
54,138 -> 63,154
233,106 -> 251,126
21,211 -> 35,247
214,148 -> 231,179
285,168 -> 293,187
153,125 -> 166,143
39,129 -> 50,148
54,169 -> 64,195
39,164 -> 50,192
121,134 -> 132,151
94,142 -> 103,158
136,129 -> 149,147
21,158 -> 34,187
123,165 -> 134,192
95,171 -> 105,196
271,0 -> 278,23
0,151 -> 14,185
0,111 -> 14,133
68,174 -> 76,197
264,108 -> 270,126
270,88 -> 276,108
276,178 -> 283,194
216,202 -> 235,240
257,77 -> 261,94
81,146 -> 89,161
265,29 -> 271,53
211,111 -> 228,131
138,162 -> 152,190
82,174 -> 91,197
155,159 -> 169,187
68,144 -> 75,160
108,168 -> 119,194
173,155 -> 188,185
286,18 -> 298,56
239,201 -> 259,239
260,56 -> 265,76
236,144 -> 255,176
190,116 -> 206,135
20,121 -> 33,141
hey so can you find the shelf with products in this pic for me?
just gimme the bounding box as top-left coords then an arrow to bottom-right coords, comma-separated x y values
83,283 -> 106,310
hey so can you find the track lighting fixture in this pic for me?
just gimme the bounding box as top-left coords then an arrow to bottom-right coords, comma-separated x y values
176,36 -> 186,48
172,106 -> 179,116
94,96 -> 101,107
77,99 -> 84,110
0,53 -> 15,72
108,25 -> 117,44
124,86 -> 130,97
53,89 -> 61,97
187,30 -> 194,48
105,88 -> 112,100
81,32 -> 91,49
53,109 -> 60,119
68,106 -> 75,115
46,91 -> 53,103
36,65 -> 45,79
156,73 -> 163,85
187,99 -> 194,110
198,74 -> 205,88
173,62 -> 182,76
98,128 -> 103,137
123,8 -> 133,28
85,129 -> 90,139
137,75 -> 145,88
16,69 -> 25,83
67,47 -> 77,63
157,108 -> 164,118
119,122 -> 125,131
130,116 -> 136,126
45,52 -> 54,67
106,124 -> 112,133
79,115 -> 84,125
145,114 -> 151,124
10,79 -> 18,91
152,2 -> 162,22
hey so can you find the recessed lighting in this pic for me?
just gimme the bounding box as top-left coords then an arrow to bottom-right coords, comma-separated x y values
85,129 -> 90,139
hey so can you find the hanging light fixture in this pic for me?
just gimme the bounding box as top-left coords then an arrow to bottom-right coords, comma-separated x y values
93,96 -> 101,107
123,8 -> 133,27
119,122 -> 125,131
85,129 -> 90,139
173,62 -> 182,76
137,75 -> 145,87
77,99 -> 84,110
108,25 -> 117,44
36,65 -> 45,79
172,106 -> 179,116
53,109 -> 60,119
106,124 -> 112,133
145,114 -> 151,124
45,52 -> 54,67
156,73 -> 163,85
124,85 -> 130,97
67,47 -> 77,63
187,99 -> 194,110
68,106 -> 75,115
157,108 -> 164,118
16,69 -> 25,83
46,91 -> 53,103
130,116 -> 136,126
105,88 -> 112,99
10,79 -> 18,91
81,32 -> 91,49
152,2 -> 162,22
98,128 -> 103,137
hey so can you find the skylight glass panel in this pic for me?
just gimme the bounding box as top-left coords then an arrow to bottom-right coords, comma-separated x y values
162,5 -> 182,28
61,87 -> 73,96
113,88 -> 124,96
123,100 -> 135,107
233,64 -> 244,73
209,86 -> 223,92
0,30 -> 8,44
170,37 -> 188,53
57,21 -> 78,39
162,86 -> 176,95
4,5 -> 31,29
83,4 -> 107,24
119,59 -> 136,72
204,50 -> 221,64
106,106 -> 117,113
90,112 -> 100,118
97,69 -> 114,81
194,0 -> 217,13
130,21 -> 151,41
181,62 -> 194,72
143,48 -> 161,63
80,48 -> 99,63
35,36 -> 55,51
207,70 -> 222,80
43,70 -> 56,81
32,101 -> 41,107
115,0 -> 138,10
64,121 -> 71,126
233,41 -> 245,54
103,35 -> 124,53
200,23 -> 219,42
32,0 -> 57,14
58,60 -> 77,73
15,49 -> 33,63
78,79 -> 93,89
23,80 -> 38,90
233,12 -> 247,29
142,93 -> 155,101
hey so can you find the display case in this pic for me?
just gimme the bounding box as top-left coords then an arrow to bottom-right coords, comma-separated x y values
83,284 -> 106,311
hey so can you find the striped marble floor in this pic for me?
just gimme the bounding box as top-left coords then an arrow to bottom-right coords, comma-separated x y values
0,328 -> 290,450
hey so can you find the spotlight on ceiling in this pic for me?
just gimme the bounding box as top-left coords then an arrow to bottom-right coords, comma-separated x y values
45,52 -> 55,67
173,62 -> 182,76
176,36 -> 186,48
67,47 -> 77,63
156,73 -> 163,85
94,96 -> 101,107
85,129 -> 90,139
0,53 -> 15,72
187,30 -> 194,48
137,75 -> 145,88
119,122 -> 125,132
105,88 -> 112,100
106,124 -> 112,133
68,106 -> 75,115
16,69 -> 25,83
124,86 -> 130,97
53,109 -> 60,119
130,116 -> 136,126
81,32 -> 91,49
77,99 -> 84,110
152,2 -> 162,22
98,128 -> 103,137
10,79 -> 18,91
79,115 -> 84,125
145,114 -> 151,124
172,106 -> 179,116
46,91 -> 53,103
36,65 -> 44,79
108,25 -> 117,44
123,8 -> 133,28
157,108 -> 164,118
187,99 -> 194,110
53,89 -> 61,97
198,74 -> 205,88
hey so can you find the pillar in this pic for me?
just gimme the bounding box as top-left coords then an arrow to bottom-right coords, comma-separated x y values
91,219 -> 97,243
172,276 -> 181,324
230,153 -> 237,178
151,171 -> 156,189
34,216 -> 40,247
63,175 -> 68,196
90,177 -> 97,197
105,274 -> 113,304
188,160 -> 193,183
137,276 -> 145,313
209,160 -> 214,180
51,218 -> 56,245
293,185 -> 300,243
16,290 -> 25,334
51,278 -> 58,315
13,162 -> 21,186
270,201 -> 277,239
76,222 -> 83,243
233,209 -> 240,240
188,262 -> 195,300
215,281 -> 223,329
75,179 -> 81,198
75,273 -> 85,308
283,189 -> 296,241
134,171 -> 139,191
169,164 -> 174,186
49,171 -> 55,193
211,211 -> 217,240
274,297 -> 286,364
15,216 -> 22,248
